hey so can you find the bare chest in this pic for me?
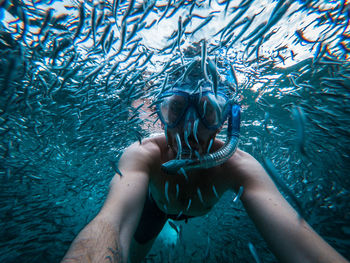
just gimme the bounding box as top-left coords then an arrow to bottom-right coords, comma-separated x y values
149,166 -> 229,217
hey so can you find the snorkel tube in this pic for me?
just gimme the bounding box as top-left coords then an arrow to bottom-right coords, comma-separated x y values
161,104 -> 241,175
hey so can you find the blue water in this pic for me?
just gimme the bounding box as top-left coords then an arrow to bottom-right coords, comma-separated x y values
0,0 -> 349,262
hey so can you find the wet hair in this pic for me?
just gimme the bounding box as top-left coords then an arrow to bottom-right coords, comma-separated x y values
167,42 -> 234,97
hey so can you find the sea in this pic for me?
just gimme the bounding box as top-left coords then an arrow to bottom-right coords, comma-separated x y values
0,0 -> 349,262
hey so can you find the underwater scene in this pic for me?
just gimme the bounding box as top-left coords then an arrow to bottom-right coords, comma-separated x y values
0,0 -> 349,262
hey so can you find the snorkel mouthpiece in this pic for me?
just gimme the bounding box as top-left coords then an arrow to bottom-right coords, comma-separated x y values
161,104 -> 241,175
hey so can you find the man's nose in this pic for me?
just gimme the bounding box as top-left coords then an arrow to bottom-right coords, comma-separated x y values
184,107 -> 198,124
183,107 -> 200,142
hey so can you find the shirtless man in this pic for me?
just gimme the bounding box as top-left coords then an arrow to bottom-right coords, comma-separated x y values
61,70 -> 348,263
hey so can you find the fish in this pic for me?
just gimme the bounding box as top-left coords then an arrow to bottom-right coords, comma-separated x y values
164,181 -> 170,203
264,112 -> 270,133
18,7 -> 28,42
221,16 -> 249,40
76,25 -> 92,44
174,132 -> 182,160
96,22 -> 112,52
295,29 -> 319,44
246,34 -> 263,59
313,42 -> 327,64
166,0 -> 186,19
132,128 -> 143,144
56,64 -> 85,93
179,167 -> 188,180
248,242 -> 262,263
193,119 -> 199,144
207,59 -> 218,96
220,2 -> 252,39
339,41 -> 350,53
182,14 -> 193,29
292,105 -> 307,156
138,0 -> 156,24
189,0 -> 196,16
145,19 -> 157,29
207,138 -> 214,153
197,187 -> 204,204
121,0 -> 135,24
51,37 -> 73,65
91,4 -> 98,47
203,235 -> 210,259
80,62 -> 107,87
229,64 -> 239,89
201,39 -> 210,82
138,51 -> 154,67
105,62 -> 120,89
289,75 -> 303,89
1,0 -> 348,259
116,20 -> 127,55
189,14 -> 214,37
168,220 -> 179,234
186,198 -> 192,211
233,186 -> 244,202
177,16 -> 185,65
226,16 -> 256,52
108,159 -> 123,177
51,13 -> 70,25
245,1 -> 291,54
104,30 -> 115,54
262,158 -> 305,220
155,74 -> 169,99
212,185 -> 219,199
157,0 -> 172,24
122,42 -> 139,63
224,0 -> 231,16
127,21 -> 144,42
184,125 -> 192,152
159,121 -> 167,142
37,8 -> 53,38
112,0 -> 120,19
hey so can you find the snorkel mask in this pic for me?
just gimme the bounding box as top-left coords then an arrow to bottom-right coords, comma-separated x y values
157,83 -> 241,175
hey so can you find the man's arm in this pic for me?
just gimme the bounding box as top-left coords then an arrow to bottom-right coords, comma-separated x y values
61,139 -> 160,263
227,149 -> 349,263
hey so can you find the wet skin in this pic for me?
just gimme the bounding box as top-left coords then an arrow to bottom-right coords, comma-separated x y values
150,112 -> 230,217
62,133 -> 350,263
151,136 -> 229,216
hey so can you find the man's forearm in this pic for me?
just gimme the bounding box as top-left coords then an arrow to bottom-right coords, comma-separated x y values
61,217 -> 124,263
242,188 -> 349,263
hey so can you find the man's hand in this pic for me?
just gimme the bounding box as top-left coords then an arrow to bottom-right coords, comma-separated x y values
226,149 -> 349,263
61,138 -> 161,263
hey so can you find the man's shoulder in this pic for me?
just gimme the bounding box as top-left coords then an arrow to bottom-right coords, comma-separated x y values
118,135 -> 166,172
124,134 -> 166,157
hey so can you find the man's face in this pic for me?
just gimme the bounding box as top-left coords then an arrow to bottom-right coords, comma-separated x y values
166,106 -> 219,158
157,85 -> 228,158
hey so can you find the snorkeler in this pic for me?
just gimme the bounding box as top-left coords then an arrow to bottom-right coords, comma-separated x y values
61,60 -> 348,263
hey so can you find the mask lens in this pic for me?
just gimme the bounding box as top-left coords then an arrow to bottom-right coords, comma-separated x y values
159,94 -> 187,126
198,94 -> 221,128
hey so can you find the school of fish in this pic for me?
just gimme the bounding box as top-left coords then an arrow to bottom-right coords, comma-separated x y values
0,0 -> 349,262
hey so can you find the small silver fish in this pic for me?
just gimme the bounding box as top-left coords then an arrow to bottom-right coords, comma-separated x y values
248,242 -> 262,263
233,186 -> 244,202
